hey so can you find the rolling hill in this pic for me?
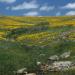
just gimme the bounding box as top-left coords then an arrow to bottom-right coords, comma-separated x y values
0,16 -> 75,75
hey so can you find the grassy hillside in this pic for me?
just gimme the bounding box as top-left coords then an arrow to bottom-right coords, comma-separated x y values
0,16 -> 75,75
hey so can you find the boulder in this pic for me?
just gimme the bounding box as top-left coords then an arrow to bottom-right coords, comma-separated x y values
60,51 -> 71,59
48,55 -> 59,61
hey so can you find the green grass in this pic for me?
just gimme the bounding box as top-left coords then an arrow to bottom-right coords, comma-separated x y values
0,16 -> 75,75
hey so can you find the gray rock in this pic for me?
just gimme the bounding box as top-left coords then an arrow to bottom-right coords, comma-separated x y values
48,55 -> 59,61
60,51 -> 71,59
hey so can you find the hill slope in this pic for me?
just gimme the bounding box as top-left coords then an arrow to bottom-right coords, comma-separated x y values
0,16 -> 75,75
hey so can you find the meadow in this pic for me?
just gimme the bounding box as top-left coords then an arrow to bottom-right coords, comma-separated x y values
0,16 -> 75,75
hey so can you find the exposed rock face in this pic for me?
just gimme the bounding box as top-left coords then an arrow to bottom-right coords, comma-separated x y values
41,51 -> 75,72
47,61 -> 75,71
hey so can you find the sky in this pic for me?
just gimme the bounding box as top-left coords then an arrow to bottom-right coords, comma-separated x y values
0,0 -> 75,16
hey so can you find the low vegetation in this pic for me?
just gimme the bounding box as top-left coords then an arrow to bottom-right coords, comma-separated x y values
0,16 -> 75,75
